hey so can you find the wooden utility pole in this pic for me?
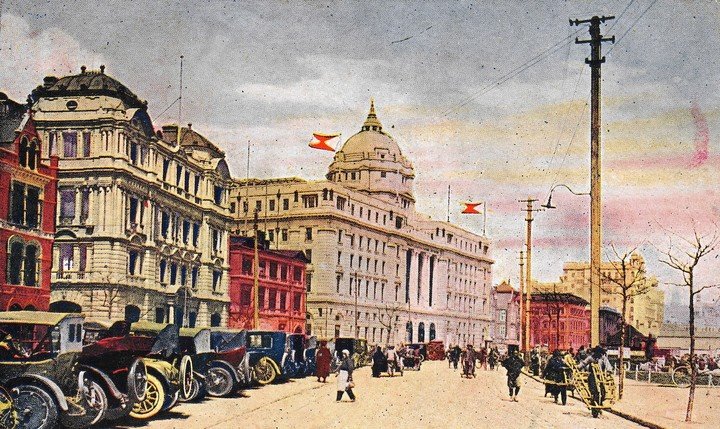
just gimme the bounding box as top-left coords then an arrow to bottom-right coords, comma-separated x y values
571,15 -> 614,347
519,198 -> 541,353
253,209 -> 260,329
519,250 -> 525,353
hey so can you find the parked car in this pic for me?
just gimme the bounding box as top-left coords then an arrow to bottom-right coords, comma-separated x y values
126,321 -> 194,419
209,329 -> 252,392
80,320 -> 149,421
243,330 -> 312,385
282,333 -> 313,378
0,311 -> 109,429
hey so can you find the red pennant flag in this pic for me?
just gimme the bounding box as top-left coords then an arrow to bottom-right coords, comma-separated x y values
461,202 -> 483,214
309,132 -> 340,152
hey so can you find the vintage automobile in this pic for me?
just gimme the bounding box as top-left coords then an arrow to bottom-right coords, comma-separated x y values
126,321 -> 194,419
243,330 -> 312,385
179,327 -> 250,398
0,311 -> 109,429
80,320 -> 148,421
331,337 -> 370,370
303,336 -> 318,377
209,329 -> 252,393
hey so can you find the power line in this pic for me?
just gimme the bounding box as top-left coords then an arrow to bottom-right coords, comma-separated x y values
153,96 -> 181,122
607,0 -> 658,55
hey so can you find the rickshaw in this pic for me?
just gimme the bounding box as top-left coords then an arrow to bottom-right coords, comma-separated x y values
565,354 -> 617,417
0,311 -> 109,429
124,321 -> 194,419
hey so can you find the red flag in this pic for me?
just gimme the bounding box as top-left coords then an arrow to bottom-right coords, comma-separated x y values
309,132 -> 340,152
461,202 -> 483,214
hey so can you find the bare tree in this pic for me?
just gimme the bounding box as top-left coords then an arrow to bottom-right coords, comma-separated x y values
659,227 -> 719,422
601,245 -> 653,400
379,303 -> 403,344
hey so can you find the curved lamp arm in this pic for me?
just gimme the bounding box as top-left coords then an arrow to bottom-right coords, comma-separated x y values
542,184 -> 590,209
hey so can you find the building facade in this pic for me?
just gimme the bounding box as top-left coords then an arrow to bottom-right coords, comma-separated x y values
30,67 -> 234,326
0,94 -> 58,311
529,292 -> 590,351
228,236 -> 307,333
230,102 -> 494,347
534,253 -> 665,337
490,280 -> 520,352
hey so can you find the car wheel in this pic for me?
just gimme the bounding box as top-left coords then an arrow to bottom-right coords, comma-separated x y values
130,374 -> 165,420
179,355 -> 194,400
180,378 -> 201,402
205,367 -> 235,397
11,385 -> 58,429
253,357 -> 277,385
162,391 -> 179,411
128,358 -> 148,402
84,380 -> 108,426
0,385 -> 18,429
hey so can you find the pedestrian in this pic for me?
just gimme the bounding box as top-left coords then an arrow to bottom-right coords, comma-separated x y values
386,345 -> 400,376
578,345 -> 612,415
478,347 -> 488,370
451,344 -> 461,370
371,345 -> 385,377
336,349 -> 356,402
462,344 -> 476,378
542,349 -> 569,405
530,347 -> 541,376
315,340 -> 332,383
503,350 -> 524,402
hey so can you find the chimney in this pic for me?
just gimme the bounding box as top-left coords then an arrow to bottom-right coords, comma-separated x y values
100,65 -> 105,74
187,123 -> 192,130
81,65 -> 86,74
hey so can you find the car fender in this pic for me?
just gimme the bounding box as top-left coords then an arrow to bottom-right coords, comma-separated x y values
209,360 -> 239,384
10,373 -> 69,411
79,365 -> 124,400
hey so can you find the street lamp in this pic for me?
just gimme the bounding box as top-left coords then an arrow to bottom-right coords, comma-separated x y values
541,184 -> 589,209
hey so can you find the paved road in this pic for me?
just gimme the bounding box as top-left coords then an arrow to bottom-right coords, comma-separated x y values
110,361 -> 643,429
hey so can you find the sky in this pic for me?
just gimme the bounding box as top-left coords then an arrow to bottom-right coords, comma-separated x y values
1,0 -> 719,309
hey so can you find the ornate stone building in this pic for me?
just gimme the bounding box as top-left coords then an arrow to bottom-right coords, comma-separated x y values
30,67 -> 234,326
489,280 -> 520,352
230,102 -> 494,346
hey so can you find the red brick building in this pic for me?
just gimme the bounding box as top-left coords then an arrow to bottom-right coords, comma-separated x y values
228,236 -> 308,333
0,94 -> 58,310
530,292 -> 590,351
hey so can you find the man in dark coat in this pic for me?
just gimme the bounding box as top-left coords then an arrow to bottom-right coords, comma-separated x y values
371,346 -> 386,377
315,340 -> 332,382
543,349 -> 569,405
450,345 -> 461,370
462,344 -> 476,378
503,350 -> 524,401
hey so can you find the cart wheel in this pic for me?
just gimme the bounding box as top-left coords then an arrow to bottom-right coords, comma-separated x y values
130,374 -> 165,420
205,367 -> 234,397
11,385 -> 58,429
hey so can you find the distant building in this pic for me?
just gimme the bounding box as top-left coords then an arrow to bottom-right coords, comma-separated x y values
230,102 -> 494,346
657,323 -> 720,356
490,280 -> 520,351
30,67 -> 234,326
534,253 -> 665,337
529,292 -> 590,351
0,93 -> 58,311
228,236 -> 307,333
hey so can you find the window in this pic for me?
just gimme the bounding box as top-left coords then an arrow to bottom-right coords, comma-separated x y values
59,189 -> 75,223
212,229 -> 221,253
281,229 -> 288,241
269,199 -> 275,211
258,287 -> 266,308
180,265 -> 187,285
283,198 -> 289,210
293,191 -> 299,202
212,270 -> 222,291
293,267 -> 302,282
192,223 -> 200,246
240,287 -> 252,306
268,230 -> 274,242
336,196 -> 346,211
380,171 -> 386,178
336,276 -> 341,293
293,293 -> 302,312
63,132 -> 77,157
255,200 -> 262,211
7,240 -> 24,285
280,265 -> 287,281
242,256 -> 253,275
80,189 -> 89,223
9,182 -> 41,229
59,243 -> 74,272
337,251 -> 342,264
305,249 -> 312,263
269,261 -> 278,279
305,227 -> 313,241
214,186 -> 224,205
306,273 -> 312,292
170,263 -> 177,285
279,290 -> 287,310
176,165 -> 182,188
182,220 -> 190,244
159,260 -> 167,283
302,194 -> 318,208
160,212 -> 170,238
129,142 -> 138,164
128,250 -> 139,275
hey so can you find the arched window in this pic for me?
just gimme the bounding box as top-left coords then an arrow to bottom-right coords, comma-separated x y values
418,322 -> 425,343
210,313 -> 221,327
23,244 -> 38,286
18,137 -> 28,167
429,323 -> 436,341
406,321 -> 413,343
7,239 -> 24,285
49,301 -> 82,313
27,140 -> 38,170
125,305 -> 141,323
159,259 -> 167,283
9,303 -> 22,311
189,312 -> 197,328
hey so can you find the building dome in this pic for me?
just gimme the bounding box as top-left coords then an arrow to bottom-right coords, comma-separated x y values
327,100 -> 415,208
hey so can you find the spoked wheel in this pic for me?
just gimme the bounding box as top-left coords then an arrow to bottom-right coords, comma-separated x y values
128,358 -> 148,402
205,367 -> 235,397
11,385 -> 58,429
180,378 -> 203,402
672,365 -> 692,387
130,374 -> 165,420
179,356 -> 194,400
83,380 -> 108,426
0,386 -> 18,429
253,357 -> 277,385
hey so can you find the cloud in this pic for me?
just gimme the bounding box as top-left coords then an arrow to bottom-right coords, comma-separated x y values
0,14 -> 105,101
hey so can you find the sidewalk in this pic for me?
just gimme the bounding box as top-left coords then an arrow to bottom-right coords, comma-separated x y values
523,371 -> 719,429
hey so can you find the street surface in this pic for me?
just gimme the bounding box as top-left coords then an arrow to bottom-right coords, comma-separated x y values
108,361 -> 643,429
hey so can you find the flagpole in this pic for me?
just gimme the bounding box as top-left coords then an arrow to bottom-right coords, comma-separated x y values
446,185 -> 450,222
483,201 -> 487,236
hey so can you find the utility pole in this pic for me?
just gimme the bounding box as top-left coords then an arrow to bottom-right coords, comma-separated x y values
519,250 -> 525,355
571,15 -> 614,347
519,198 -> 541,354
354,272 -> 359,340
253,209 -> 260,329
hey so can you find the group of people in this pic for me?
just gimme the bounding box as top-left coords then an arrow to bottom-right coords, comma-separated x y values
370,345 -> 403,377
313,340 -> 357,402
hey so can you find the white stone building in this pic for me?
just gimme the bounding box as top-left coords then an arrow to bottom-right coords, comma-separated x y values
30,67 -> 234,326
231,102 -> 494,346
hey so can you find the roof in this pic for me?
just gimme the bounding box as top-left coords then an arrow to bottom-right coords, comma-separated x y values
0,311 -> 82,326
179,327 -> 210,337
230,236 -> 309,263
337,100 -> 404,157
31,66 -> 146,108
161,124 -> 224,156
532,292 -> 589,306
495,280 -> 515,293
131,320 -> 175,334
0,94 -> 26,144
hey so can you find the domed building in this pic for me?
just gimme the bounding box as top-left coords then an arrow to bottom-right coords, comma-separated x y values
232,101 -> 494,347
30,66 -> 235,327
